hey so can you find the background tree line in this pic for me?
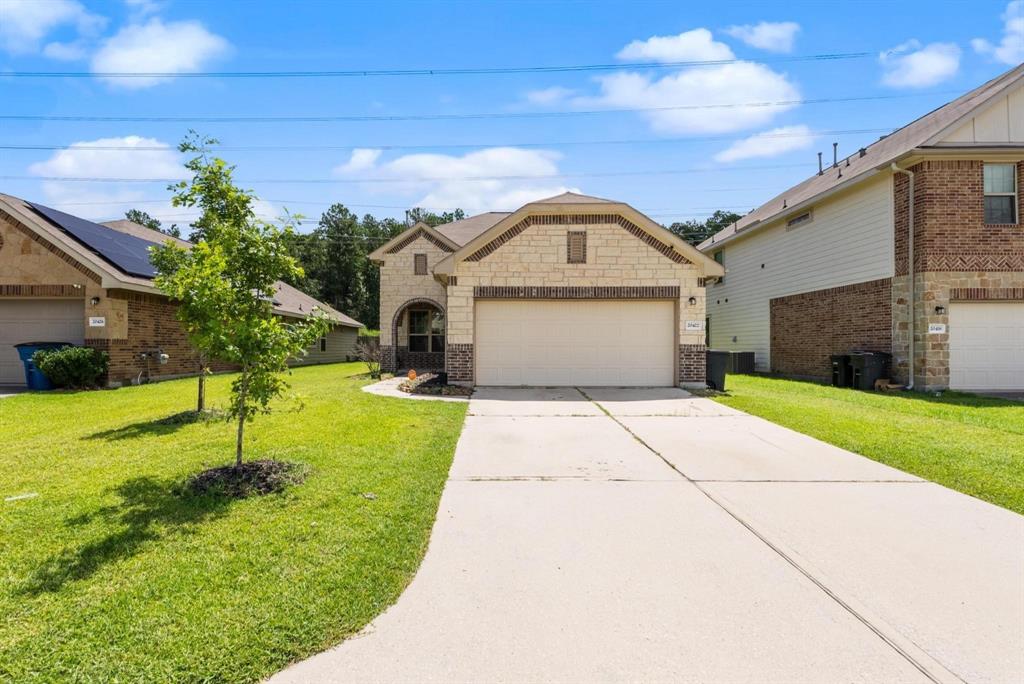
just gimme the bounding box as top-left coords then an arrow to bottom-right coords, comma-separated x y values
128,204 -> 737,330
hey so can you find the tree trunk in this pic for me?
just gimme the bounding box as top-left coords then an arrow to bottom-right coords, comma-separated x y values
197,370 -> 206,412
235,373 -> 248,468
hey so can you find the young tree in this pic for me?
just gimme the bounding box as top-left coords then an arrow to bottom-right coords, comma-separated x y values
151,134 -> 329,466
125,208 -> 181,238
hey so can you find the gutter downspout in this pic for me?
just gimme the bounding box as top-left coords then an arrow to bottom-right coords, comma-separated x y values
891,163 -> 915,390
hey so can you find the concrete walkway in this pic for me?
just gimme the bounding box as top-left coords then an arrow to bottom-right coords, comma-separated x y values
272,387 -> 1024,684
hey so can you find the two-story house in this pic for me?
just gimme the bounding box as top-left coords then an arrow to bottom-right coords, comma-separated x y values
699,63 -> 1024,392
369,193 -> 724,387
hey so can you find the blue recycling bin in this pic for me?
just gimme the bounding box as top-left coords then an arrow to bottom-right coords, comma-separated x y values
14,342 -> 71,390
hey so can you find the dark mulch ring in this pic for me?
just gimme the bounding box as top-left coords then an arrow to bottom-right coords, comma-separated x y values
184,459 -> 310,498
398,372 -> 473,397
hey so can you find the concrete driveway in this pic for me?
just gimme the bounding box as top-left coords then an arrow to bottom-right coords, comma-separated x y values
273,387 -> 1024,684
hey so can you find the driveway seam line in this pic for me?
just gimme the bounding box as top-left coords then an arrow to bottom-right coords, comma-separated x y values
576,387 -> 962,684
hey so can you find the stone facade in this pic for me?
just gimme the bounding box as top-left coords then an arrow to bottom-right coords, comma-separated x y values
770,278 -> 893,381
447,215 -> 706,386
377,233 -> 452,372
891,160 -> 1024,389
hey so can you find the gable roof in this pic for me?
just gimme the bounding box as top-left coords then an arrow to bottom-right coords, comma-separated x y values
433,193 -> 724,277
0,193 -> 360,327
367,221 -> 460,262
435,212 -> 510,245
699,63 -> 1024,252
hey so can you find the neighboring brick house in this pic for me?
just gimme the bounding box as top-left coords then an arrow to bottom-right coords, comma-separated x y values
699,63 -> 1024,392
0,194 -> 361,388
369,192 -> 724,387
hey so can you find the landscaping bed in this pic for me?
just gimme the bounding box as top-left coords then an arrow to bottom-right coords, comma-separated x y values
713,374 -> 1024,514
398,372 -> 473,397
0,362 -> 467,682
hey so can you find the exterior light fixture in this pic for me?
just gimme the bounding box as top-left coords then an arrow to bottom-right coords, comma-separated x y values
688,296 -> 697,305
934,305 -> 946,315
90,296 -> 101,306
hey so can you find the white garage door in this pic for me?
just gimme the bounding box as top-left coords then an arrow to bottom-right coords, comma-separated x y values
0,299 -> 85,385
475,300 -> 675,386
949,302 -> 1024,391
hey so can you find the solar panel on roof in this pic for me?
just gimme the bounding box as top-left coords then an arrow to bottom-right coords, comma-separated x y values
28,201 -> 159,278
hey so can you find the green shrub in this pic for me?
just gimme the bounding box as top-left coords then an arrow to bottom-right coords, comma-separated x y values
32,346 -> 109,389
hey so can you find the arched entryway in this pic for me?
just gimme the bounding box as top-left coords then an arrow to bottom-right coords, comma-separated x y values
391,298 -> 446,373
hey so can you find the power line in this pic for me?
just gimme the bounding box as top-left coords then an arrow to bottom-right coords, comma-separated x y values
0,128 -> 892,154
0,162 -> 819,185
3,52 -> 871,79
0,92 -> 956,123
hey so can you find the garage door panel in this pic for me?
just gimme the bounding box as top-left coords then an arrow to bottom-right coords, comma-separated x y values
0,299 -> 85,385
476,300 -> 675,387
949,302 -> 1024,391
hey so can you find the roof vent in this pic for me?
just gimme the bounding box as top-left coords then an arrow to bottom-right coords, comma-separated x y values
859,147 -> 867,158
817,152 -> 823,176
832,142 -> 838,168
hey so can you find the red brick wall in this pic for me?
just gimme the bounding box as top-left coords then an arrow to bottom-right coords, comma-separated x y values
770,278 -> 892,380
678,344 -> 706,384
896,160 -> 1024,273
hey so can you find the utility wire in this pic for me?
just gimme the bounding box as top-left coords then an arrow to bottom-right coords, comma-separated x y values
0,128 -> 892,153
3,52 -> 871,79
0,162 -> 815,185
0,91 -> 956,123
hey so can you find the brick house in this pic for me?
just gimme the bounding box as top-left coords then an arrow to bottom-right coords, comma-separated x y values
698,63 -> 1024,392
0,194 -> 361,388
369,192 -> 724,387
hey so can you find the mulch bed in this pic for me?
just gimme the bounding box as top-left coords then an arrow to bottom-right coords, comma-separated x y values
398,372 -> 473,397
185,459 -> 309,498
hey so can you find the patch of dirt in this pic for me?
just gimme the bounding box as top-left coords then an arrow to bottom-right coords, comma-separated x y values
185,460 -> 309,498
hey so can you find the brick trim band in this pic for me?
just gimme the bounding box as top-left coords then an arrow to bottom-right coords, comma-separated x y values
949,287 -> 1024,301
919,253 -> 1024,272
0,284 -> 83,297
1,208 -> 102,283
465,213 -> 692,265
769,277 -> 893,303
473,285 -> 681,299
384,227 -> 454,254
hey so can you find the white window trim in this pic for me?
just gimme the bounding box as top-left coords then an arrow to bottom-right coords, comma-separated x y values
983,163 -> 1018,225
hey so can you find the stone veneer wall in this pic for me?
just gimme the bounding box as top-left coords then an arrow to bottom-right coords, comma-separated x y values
770,278 -> 893,380
377,233 -> 452,372
446,215 -> 707,386
892,160 -> 1024,389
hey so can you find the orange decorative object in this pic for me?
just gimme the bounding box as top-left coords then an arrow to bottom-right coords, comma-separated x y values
407,369 -> 417,380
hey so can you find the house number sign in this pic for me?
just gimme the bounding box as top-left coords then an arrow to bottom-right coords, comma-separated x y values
89,317 -> 106,327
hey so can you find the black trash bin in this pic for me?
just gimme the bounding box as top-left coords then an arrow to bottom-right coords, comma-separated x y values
830,354 -> 852,387
849,351 -> 892,391
706,350 -> 730,391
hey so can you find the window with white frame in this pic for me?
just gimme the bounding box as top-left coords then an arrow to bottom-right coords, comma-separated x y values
408,309 -> 445,352
983,163 -> 1018,225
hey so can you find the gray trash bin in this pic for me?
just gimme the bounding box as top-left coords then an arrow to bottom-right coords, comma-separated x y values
706,350 -> 730,391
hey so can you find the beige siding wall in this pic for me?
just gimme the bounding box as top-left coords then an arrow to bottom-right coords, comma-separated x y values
704,173 -> 895,370
940,82 -> 1024,143
378,234 -> 450,343
291,325 -> 358,366
448,219 -> 706,346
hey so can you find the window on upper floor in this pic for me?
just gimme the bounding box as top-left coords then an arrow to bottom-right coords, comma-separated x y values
566,231 -> 587,264
414,253 -> 428,275
984,163 -> 1018,225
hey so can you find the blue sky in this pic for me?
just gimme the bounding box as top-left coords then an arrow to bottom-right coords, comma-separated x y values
1,0 -> 1021,231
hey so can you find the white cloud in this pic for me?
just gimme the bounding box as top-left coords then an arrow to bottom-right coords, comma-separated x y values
42,40 -> 87,61
335,147 -> 578,214
724,21 -> 800,53
617,28 -> 734,62
28,136 -> 187,220
525,86 -> 576,105
0,0 -> 105,55
91,18 -> 230,89
575,61 -> 801,134
972,1 -> 1024,65
337,149 -> 382,174
714,125 -> 817,162
879,40 -> 961,88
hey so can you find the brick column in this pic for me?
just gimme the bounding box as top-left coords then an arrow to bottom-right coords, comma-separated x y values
678,344 -> 706,386
446,343 -> 473,385
380,345 -> 396,374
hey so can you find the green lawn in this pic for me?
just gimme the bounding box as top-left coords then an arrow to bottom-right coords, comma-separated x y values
0,363 -> 466,682
713,375 -> 1024,514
